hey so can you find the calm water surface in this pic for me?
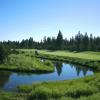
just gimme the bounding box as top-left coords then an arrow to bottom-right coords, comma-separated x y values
0,62 -> 94,91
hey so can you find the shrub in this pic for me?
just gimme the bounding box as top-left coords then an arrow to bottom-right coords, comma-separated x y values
21,51 -> 25,54
44,60 -> 53,67
11,49 -> 19,54
35,50 -> 39,56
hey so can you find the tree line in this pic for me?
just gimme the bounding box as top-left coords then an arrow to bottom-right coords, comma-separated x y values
0,44 -> 10,63
0,30 -> 100,52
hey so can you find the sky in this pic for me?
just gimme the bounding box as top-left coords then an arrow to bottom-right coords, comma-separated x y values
0,0 -> 100,41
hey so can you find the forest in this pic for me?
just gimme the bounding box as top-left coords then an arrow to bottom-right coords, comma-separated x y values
1,31 -> 100,51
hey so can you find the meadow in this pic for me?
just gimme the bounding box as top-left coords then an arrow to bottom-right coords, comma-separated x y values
0,50 -> 54,73
1,73 -> 100,100
18,73 -> 100,100
0,49 -> 100,100
37,50 -> 100,71
38,50 -> 100,60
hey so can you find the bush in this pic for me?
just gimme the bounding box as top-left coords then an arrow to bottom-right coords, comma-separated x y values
44,60 -> 53,67
11,49 -> 19,54
35,50 -> 39,56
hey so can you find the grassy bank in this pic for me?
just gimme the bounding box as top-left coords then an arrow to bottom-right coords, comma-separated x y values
17,73 -> 100,100
0,73 -> 100,100
0,49 -> 100,100
17,50 -> 100,100
36,50 -> 100,71
0,91 -> 27,100
0,50 -> 54,73
39,50 -> 100,60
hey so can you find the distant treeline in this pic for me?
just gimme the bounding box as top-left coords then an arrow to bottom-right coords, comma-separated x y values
0,30 -> 100,51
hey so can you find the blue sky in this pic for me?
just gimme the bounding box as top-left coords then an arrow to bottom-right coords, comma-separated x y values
0,0 -> 100,41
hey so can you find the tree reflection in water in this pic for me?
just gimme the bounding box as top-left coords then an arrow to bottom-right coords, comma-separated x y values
0,71 -> 11,88
0,62 -> 93,91
70,63 -> 93,76
55,61 -> 63,76
55,62 -> 93,77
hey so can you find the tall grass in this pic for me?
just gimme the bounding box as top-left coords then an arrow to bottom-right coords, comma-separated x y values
0,50 -> 54,72
17,73 -> 100,100
0,49 -> 100,100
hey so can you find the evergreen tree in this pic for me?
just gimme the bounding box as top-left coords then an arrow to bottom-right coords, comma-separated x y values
28,37 -> 34,48
82,32 -> 89,51
1,30 -> 100,52
88,34 -> 93,51
56,30 -> 63,50
0,44 -> 10,63
46,37 -> 51,49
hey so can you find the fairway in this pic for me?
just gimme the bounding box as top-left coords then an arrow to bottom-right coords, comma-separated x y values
39,50 -> 100,60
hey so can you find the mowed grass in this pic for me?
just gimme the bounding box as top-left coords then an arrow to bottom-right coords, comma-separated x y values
38,50 -> 100,60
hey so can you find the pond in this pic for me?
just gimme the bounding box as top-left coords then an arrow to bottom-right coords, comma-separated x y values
0,62 -> 94,91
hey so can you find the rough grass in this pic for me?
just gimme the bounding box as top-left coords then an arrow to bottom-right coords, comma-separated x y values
37,54 -> 100,71
17,73 -> 100,100
1,73 -> 100,100
0,91 -> 27,100
34,49 -> 100,71
0,49 -> 100,100
0,50 -> 54,72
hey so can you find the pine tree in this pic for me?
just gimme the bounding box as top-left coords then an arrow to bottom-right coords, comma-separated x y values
0,44 -> 10,63
56,30 -> 63,50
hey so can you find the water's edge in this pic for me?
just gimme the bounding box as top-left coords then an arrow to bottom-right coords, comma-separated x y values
0,61 -> 94,91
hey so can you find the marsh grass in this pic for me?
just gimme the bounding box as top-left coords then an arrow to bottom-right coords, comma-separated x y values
0,50 -> 54,72
17,73 -> 100,100
0,49 -> 100,100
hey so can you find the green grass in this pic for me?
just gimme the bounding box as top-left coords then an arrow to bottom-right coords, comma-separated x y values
0,49 -> 100,100
17,73 -> 100,100
0,91 -> 27,100
0,50 -> 54,72
36,50 -> 100,71
38,50 -> 100,60
1,73 -> 100,100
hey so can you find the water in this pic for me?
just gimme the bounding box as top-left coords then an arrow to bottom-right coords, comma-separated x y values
0,62 -> 94,91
